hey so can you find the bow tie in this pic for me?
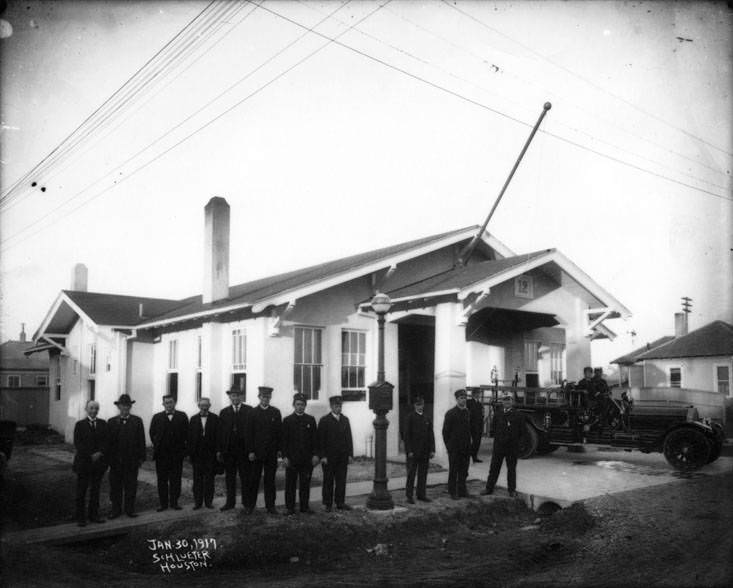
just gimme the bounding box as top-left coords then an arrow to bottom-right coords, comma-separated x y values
121,418 -> 128,423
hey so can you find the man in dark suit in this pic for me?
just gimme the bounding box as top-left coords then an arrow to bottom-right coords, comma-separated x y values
247,386 -> 282,515
73,400 -> 108,526
282,393 -> 319,515
481,393 -> 526,497
467,390 -> 485,463
442,389 -> 472,499
107,394 -> 146,518
403,396 -> 435,504
217,388 -> 252,512
150,394 -> 189,511
188,397 -> 219,510
318,395 -> 353,512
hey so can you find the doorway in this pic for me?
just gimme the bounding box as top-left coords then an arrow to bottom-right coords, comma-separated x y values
398,319 -> 435,452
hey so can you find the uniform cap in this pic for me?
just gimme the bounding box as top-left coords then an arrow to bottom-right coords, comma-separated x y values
329,395 -> 343,405
293,393 -> 307,403
258,386 -> 274,396
454,389 -> 467,398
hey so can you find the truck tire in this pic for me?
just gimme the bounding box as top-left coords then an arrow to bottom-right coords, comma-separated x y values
663,428 -> 711,471
518,423 -> 538,459
706,439 -> 722,464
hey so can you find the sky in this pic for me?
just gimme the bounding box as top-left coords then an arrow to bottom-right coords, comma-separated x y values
0,0 -> 731,370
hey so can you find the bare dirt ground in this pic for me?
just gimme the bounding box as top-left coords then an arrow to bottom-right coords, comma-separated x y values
2,439 -> 732,587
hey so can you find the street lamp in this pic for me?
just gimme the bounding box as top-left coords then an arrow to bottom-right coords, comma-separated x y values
366,292 -> 395,510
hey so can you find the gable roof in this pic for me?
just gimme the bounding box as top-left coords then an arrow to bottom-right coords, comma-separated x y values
0,340 -> 49,371
634,321 -> 733,361
62,291 -> 186,326
611,336 -> 675,365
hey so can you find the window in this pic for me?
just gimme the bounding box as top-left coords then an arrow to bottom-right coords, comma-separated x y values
341,330 -> 366,397
523,341 -> 539,371
167,373 -> 179,401
294,327 -> 322,400
716,365 -> 730,396
7,375 -> 20,388
232,329 -> 246,370
195,371 -> 203,402
55,378 -> 61,401
89,344 -> 96,375
669,367 -> 682,388
88,379 -> 96,401
196,335 -> 203,369
36,375 -> 49,387
550,344 -> 565,385
231,373 -> 246,399
168,340 -> 178,370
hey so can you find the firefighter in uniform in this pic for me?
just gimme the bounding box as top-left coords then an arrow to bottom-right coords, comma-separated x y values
318,395 -> 353,511
247,386 -> 282,515
403,396 -> 435,504
442,389 -> 472,499
481,393 -> 526,497
282,393 -> 319,514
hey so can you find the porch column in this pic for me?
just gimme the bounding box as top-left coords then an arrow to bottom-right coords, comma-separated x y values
202,322 -> 226,411
433,301 -> 467,463
565,298 -> 591,381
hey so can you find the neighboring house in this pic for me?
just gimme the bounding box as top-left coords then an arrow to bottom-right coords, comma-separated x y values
612,317 -> 733,424
0,325 -> 50,425
27,198 -> 630,460
611,336 -> 675,388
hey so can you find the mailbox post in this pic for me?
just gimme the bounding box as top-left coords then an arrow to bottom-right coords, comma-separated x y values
366,293 -> 395,510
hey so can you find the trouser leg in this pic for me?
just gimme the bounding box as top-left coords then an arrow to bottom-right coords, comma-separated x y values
285,466 -> 297,511
335,461 -> 347,506
88,467 -> 105,518
263,460 -> 277,508
193,461 -> 204,506
109,467 -> 123,514
203,461 -> 215,506
416,458 -> 429,498
248,460 -> 263,509
124,466 -> 138,514
447,453 -> 458,496
299,465 -> 313,510
485,449 -> 504,491
75,471 -> 90,522
322,463 -> 334,506
472,431 -> 482,459
405,456 -> 417,497
457,454 -> 469,496
155,460 -> 169,508
223,457 -> 236,506
506,453 -> 518,492
170,459 -> 183,505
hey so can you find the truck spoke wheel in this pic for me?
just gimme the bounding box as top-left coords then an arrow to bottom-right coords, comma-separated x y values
663,428 -> 710,471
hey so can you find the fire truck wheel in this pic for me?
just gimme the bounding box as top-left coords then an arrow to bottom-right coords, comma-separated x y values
663,428 -> 710,471
518,423 -> 538,459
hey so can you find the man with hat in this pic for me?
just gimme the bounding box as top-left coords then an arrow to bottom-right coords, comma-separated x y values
216,387 -> 253,512
442,389 -> 472,499
403,396 -> 435,504
317,395 -> 353,512
466,389 -> 485,463
247,386 -> 282,514
149,394 -> 189,511
188,397 -> 219,509
282,392 -> 319,515
107,394 -> 146,518
481,393 -> 526,497
72,400 -> 108,526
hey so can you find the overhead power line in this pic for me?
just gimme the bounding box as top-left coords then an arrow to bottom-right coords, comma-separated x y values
442,0 -> 733,159
1,0 -> 390,252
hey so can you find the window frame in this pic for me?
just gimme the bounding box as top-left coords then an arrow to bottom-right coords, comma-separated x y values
36,374 -> 49,387
714,363 -> 731,396
669,366 -> 682,388
341,329 -> 366,399
6,374 -> 21,388
294,325 -> 324,401
89,343 -> 97,375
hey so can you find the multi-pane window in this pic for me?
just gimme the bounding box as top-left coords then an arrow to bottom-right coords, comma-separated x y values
670,367 -> 682,388
550,344 -> 565,385
7,375 -> 20,388
341,330 -> 366,391
232,329 -> 246,371
716,366 -> 730,396
36,375 -> 49,387
88,344 -> 97,375
168,340 -> 178,370
523,341 -> 539,371
294,327 -> 322,400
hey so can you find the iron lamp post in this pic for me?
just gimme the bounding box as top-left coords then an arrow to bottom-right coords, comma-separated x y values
366,292 -> 395,510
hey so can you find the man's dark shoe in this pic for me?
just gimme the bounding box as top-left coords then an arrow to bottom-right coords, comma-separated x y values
77,520 -> 87,527
417,496 -> 432,503
156,506 -> 168,512
266,507 -> 278,515
126,512 -> 138,518
450,493 -> 459,500
300,508 -> 314,514
89,517 -> 106,524
205,503 -> 214,509
324,505 -> 332,512
108,511 -> 121,520
192,505 -> 202,510
459,493 -> 473,499
171,504 -> 182,511
220,504 -> 235,512
473,458 -> 483,463
480,488 -> 493,496
244,507 -> 254,514
508,490 -> 518,498
406,496 -> 415,504
286,509 -> 296,516
336,504 -> 352,511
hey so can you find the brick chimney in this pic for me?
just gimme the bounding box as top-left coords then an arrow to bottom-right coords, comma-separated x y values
203,197 -> 230,304
19,323 -> 26,342
674,312 -> 688,337
71,263 -> 88,291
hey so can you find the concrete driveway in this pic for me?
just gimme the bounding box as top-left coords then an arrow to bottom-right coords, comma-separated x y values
468,446 -> 733,509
